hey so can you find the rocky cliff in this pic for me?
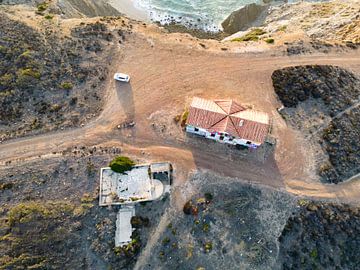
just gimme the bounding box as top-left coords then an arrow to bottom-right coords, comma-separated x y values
221,3 -> 268,34
0,0 -> 120,17
57,0 -> 120,18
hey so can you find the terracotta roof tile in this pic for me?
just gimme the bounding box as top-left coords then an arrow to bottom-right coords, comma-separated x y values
187,106 -> 226,129
214,100 -> 245,114
187,97 -> 270,144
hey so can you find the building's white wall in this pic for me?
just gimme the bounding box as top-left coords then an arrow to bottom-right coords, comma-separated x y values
186,125 -> 207,136
186,125 -> 261,148
233,138 -> 260,148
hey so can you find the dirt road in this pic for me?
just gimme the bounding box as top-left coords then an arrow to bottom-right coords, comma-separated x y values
1,30 -> 360,202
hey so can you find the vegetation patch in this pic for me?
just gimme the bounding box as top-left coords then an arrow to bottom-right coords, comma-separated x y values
272,65 -> 360,183
272,65 -> 359,115
113,237 -> 141,258
147,177 -> 296,269
277,25 -> 287,32
0,182 -> 14,190
44,14 -> 54,20
37,2 -> 49,13
60,81 -> 73,90
231,28 -> 266,42
279,202 -> 360,269
0,15 -> 114,140
109,156 -> 135,173
320,107 -> 360,183
180,109 -> 189,127
0,201 -> 81,269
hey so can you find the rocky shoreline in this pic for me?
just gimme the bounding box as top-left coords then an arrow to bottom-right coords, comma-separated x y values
147,0 -> 359,49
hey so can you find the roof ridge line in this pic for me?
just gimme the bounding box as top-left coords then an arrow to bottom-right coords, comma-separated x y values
209,115 -> 228,130
229,100 -> 246,115
214,100 -> 230,115
228,115 -> 241,137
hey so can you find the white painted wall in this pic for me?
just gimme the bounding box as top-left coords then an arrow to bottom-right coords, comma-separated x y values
186,125 -> 261,148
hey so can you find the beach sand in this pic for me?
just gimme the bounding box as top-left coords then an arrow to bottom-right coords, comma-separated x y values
107,0 -> 149,21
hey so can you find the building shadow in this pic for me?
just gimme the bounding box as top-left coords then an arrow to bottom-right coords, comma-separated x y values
186,133 -> 284,189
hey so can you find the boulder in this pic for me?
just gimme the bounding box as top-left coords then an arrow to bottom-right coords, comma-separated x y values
221,3 -> 268,34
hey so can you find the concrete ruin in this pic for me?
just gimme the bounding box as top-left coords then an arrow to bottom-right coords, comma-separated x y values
99,162 -> 172,247
115,206 -> 136,247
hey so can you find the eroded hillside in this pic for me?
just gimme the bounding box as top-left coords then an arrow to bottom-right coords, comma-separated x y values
0,11 -> 128,141
272,65 -> 360,183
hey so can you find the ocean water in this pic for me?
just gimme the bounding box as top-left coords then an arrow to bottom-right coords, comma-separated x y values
135,0 -> 262,31
133,0 -> 323,31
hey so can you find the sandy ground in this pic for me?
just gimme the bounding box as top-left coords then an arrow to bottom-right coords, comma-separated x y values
108,0 -> 149,22
0,12 -> 359,206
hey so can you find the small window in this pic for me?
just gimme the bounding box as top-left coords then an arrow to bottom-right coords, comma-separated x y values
194,127 -> 199,132
246,141 -> 251,145
229,138 -> 233,141
210,133 -> 215,137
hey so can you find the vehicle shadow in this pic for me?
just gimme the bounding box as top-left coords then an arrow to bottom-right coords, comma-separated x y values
115,81 -> 136,138
115,81 -> 135,120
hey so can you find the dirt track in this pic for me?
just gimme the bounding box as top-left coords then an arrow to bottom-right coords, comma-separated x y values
1,28 -> 360,203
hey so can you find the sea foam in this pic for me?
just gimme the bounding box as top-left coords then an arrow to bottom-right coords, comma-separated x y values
134,0 -> 261,32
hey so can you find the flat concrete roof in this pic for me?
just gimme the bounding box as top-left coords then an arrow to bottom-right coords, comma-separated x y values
150,162 -> 171,173
115,206 -> 135,247
100,165 -> 153,205
99,162 -> 171,206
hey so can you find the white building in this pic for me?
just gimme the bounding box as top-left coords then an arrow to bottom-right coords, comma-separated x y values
99,162 -> 172,247
186,97 -> 270,148
115,206 -> 136,247
99,163 -> 171,206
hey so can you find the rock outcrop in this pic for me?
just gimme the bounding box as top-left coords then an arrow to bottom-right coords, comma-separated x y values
0,0 -> 121,18
57,0 -> 120,18
221,3 -> 268,34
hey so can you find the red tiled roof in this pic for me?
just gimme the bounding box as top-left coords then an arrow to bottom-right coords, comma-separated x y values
214,100 -> 245,114
187,97 -> 270,144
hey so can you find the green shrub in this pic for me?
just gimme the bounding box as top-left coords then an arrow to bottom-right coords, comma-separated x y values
0,73 -> 13,86
277,25 -> 287,32
0,90 -> 15,97
60,82 -> 73,90
204,192 -> 213,202
131,216 -> 150,228
37,3 -> 48,12
183,200 -> 193,215
297,199 -> 309,207
265,38 -> 275,44
73,203 -> 93,217
0,182 -> 14,190
7,201 -> 73,227
181,109 -> 189,127
173,114 -> 181,123
109,156 -> 135,173
19,50 -> 32,59
18,68 -> 41,79
231,28 -> 266,42
310,248 -> 318,259
0,45 -> 6,53
202,223 -> 210,232
0,254 -> 46,270
162,237 -> 170,245
44,14 -> 54,20
204,242 -> 213,253
80,193 -> 94,203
